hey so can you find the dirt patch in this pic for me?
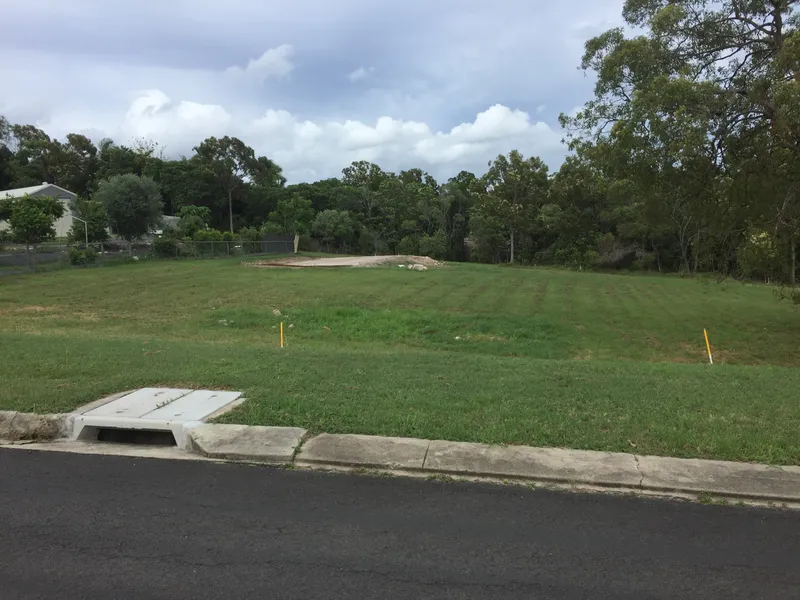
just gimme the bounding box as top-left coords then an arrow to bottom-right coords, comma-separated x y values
0,304 -> 59,316
245,255 -> 443,269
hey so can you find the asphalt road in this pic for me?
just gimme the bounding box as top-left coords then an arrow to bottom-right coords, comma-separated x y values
1,449 -> 798,599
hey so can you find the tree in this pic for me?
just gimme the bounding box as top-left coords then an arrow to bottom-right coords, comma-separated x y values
177,205 -> 212,238
68,198 -> 109,244
193,136 -> 261,233
50,134 -> 98,198
95,139 -> 150,184
7,124 -> 56,187
438,171 -> 478,260
95,174 -> 163,253
311,209 -> 357,251
0,116 -> 14,190
564,0 -> 800,282
0,194 -> 64,245
474,150 -> 550,263
267,193 -> 314,235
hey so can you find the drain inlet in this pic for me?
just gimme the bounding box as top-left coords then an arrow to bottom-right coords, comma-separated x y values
94,428 -> 177,446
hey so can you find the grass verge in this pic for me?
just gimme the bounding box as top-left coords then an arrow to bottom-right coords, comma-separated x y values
1,330 -> 797,464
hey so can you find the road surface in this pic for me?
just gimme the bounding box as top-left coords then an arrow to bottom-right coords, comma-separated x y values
1,448 -> 798,599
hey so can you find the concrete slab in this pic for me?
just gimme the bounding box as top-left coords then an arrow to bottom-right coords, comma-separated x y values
188,424 -> 306,463
83,388 -> 193,418
424,441 -> 643,487
71,388 -> 244,448
637,454 -> 800,501
142,390 -> 242,422
297,433 -> 430,469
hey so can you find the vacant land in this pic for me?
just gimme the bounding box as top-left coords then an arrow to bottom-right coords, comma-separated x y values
1,258 -> 798,464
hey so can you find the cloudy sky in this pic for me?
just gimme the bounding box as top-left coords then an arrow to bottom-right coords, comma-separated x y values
0,0 -> 623,183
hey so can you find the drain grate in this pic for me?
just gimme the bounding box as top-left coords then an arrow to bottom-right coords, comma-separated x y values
72,388 -> 244,448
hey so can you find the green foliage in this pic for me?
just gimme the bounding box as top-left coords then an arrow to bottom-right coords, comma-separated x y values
268,193 -> 314,235
0,194 -> 65,244
238,226 -> 261,242
68,198 -> 109,243
472,150 -> 550,263
177,214 -> 205,238
193,136 -> 284,233
95,174 -> 163,243
192,228 -> 225,242
152,236 -> 179,258
468,211 -> 507,263
178,204 -> 211,222
396,235 -> 419,256
419,230 -> 448,259
176,205 -> 212,239
68,246 -> 97,266
311,209 -> 356,250
737,232 -> 782,281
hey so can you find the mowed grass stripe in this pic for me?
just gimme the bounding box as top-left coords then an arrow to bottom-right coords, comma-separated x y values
0,331 -> 797,464
1,257 -> 799,463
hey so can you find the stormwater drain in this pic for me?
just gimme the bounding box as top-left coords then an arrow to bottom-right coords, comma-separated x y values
71,388 -> 244,448
95,428 -> 177,446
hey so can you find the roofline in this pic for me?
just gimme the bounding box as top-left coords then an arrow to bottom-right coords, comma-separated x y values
1,183 -> 78,198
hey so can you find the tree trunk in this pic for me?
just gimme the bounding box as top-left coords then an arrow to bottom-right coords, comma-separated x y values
791,236 -> 796,287
228,188 -> 234,234
128,240 -> 133,257
510,229 -> 515,264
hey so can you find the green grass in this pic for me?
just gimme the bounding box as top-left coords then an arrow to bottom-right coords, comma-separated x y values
0,257 -> 798,464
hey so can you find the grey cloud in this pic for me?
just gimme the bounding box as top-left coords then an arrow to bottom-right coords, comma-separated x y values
0,0 -> 624,182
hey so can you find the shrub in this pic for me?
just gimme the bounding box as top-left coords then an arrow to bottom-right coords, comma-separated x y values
239,227 -> 263,253
68,246 -> 98,266
419,230 -> 448,259
152,236 -> 179,258
396,235 -> 419,256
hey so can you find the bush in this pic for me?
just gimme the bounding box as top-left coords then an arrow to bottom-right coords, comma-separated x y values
192,229 -> 228,256
396,235 -> 419,256
152,236 -> 179,258
419,230 -> 448,259
238,227 -> 262,253
238,226 -> 261,242
192,229 -> 224,242
68,246 -> 98,266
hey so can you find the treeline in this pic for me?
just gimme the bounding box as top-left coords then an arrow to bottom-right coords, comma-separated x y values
0,1 -> 797,291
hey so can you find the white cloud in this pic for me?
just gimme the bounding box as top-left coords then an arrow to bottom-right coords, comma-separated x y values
224,45 -> 294,82
121,90 -> 232,152
115,93 -> 564,181
347,66 -> 374,82
0,0 -> 625,182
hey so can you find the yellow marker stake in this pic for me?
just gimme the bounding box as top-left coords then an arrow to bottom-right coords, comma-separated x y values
280,322 -> 285,349
703,329 -> 713,365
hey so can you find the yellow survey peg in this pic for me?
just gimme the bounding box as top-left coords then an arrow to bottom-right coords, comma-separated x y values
703,329 -> 713,365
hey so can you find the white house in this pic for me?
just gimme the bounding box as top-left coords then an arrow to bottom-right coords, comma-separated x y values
0,183 -> 77,238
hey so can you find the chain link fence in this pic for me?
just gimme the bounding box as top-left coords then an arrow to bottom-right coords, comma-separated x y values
0,237 -> 296,275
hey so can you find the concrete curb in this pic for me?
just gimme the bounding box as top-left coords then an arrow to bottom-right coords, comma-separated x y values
292,433 -> 800,504
4,414 -> 800,504
186,424 -> 306,463
0,411 -> 72,442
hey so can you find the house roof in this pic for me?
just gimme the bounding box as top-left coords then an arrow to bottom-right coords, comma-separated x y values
1,183 -> 77,199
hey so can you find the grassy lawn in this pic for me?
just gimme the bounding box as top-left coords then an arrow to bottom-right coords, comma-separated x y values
0,257 -> 798,464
